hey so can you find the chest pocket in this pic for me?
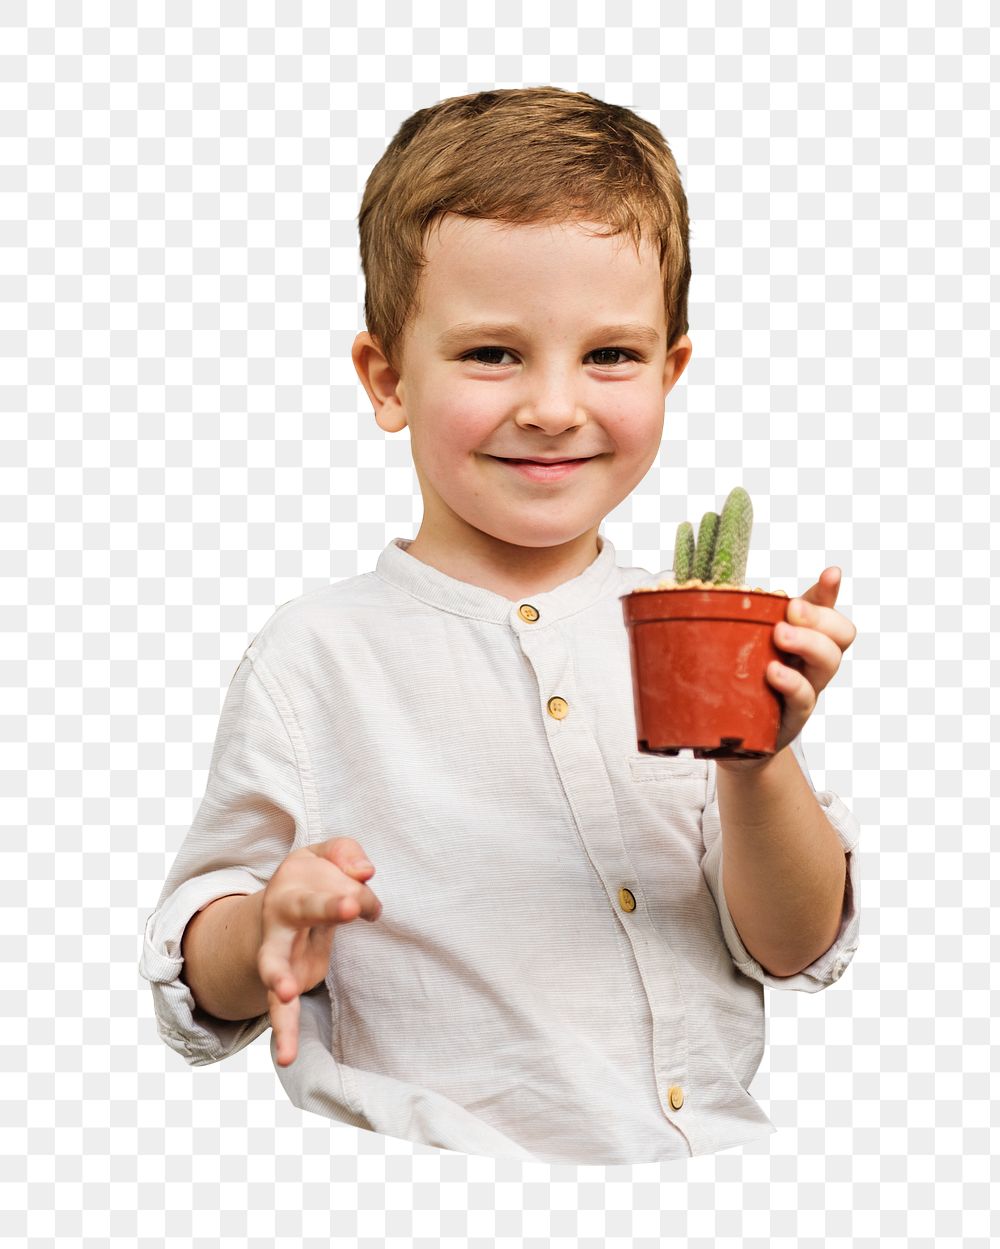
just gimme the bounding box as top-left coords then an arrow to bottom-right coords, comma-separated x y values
628,753 -> 709,782
627,752 -> 711,809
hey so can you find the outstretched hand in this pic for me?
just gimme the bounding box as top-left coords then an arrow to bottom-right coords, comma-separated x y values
259,836 -> 383,1067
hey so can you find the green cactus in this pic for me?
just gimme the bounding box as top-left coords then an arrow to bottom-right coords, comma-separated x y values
710,487 -> 753,585
672,487 -> 754,586
693,511 -> 719,581
672,521 -> 695,581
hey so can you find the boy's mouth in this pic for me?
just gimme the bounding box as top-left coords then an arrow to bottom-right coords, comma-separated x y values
489,455 -> 595,481
490,455 -> 595,464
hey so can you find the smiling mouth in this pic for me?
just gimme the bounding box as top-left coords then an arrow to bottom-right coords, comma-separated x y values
489,455 -> 595,482
491,456 -> 595,464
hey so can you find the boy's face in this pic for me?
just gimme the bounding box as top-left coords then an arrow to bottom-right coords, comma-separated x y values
352,214 -> 691,589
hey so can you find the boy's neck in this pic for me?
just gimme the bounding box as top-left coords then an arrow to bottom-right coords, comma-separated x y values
402,528 -> 603,601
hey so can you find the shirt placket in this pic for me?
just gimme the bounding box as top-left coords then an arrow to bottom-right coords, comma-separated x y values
509,600 -> 698,1154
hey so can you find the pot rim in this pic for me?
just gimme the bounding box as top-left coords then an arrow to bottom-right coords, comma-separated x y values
621,582 -> 789,599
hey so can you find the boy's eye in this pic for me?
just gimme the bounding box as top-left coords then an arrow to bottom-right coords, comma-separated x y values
589,348 -> 636,366
462,347 -> 637,367
464,347 -> 514,366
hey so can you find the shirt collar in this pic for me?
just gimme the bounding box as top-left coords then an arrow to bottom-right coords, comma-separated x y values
374,533 -> 622,625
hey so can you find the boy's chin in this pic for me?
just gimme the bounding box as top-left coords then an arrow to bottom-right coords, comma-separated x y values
473,522 -> 603,552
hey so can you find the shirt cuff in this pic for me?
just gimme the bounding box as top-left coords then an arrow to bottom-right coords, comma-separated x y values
139,869 -> 272,1066
702,789 -> 860,992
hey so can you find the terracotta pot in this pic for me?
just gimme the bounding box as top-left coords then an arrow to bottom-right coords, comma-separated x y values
620,586 -> 791,759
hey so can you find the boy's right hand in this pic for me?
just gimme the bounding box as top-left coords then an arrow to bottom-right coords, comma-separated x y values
257,836 -> 383,1068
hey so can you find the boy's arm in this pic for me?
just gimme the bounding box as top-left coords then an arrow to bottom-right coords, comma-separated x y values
715,745 -> 848,978
139,652 -> 311,1065
703,565 -> 859,982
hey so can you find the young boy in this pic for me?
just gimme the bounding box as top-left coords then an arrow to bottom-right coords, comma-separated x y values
140,87 -> 860,1165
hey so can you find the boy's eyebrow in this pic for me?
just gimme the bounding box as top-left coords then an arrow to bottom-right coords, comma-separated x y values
436,321 -> 661,352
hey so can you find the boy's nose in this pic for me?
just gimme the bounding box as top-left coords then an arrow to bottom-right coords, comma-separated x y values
514,394 -> 587,435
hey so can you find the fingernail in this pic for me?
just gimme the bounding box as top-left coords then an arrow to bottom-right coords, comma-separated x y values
352,859 -> 373,872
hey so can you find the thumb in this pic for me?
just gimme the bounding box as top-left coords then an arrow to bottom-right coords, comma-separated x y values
800,565 -> 841,610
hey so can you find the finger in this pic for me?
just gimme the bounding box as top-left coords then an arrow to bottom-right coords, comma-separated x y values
268,986 -> 301,1067
774,621 -> 843,696
798,566 -> 842,612
767,659 -> 816,722
298,889 -> 363,925
265,888 -> 340,932
785,596 -> 857,653
316,882 -> 382,923
257,932 -> 301,1001
306,890 -> 381,932
309,837 -> 376,876
352,887 -> 383,922
316,856 -> 382,921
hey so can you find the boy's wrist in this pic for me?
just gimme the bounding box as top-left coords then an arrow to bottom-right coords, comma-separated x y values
714,747 -> 784,779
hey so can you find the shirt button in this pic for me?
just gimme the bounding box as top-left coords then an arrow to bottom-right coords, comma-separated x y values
546,696 -> 569,720
668,1086 -> 684,1111
618,887 -> 636,913
518,603 -> 540,622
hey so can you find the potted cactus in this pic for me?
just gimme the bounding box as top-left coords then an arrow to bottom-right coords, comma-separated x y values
620,487 -> 791,759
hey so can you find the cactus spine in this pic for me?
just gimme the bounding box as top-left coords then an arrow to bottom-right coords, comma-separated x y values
672,487 -> 754,586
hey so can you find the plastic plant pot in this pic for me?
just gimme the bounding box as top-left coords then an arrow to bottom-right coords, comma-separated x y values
620,584 -> 792,759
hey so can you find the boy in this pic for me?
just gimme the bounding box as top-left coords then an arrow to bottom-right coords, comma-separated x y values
140,87 -> 860,1165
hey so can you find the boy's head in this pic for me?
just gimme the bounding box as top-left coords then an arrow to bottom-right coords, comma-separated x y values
351,87 -> 693,589
357,87 -> 691,376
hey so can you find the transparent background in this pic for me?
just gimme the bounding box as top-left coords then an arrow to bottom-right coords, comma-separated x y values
2,1 -> 995,1245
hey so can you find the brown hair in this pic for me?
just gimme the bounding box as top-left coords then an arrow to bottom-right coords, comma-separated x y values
357,86 -> 691,375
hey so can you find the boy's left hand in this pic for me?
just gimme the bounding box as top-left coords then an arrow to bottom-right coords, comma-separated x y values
716,566 -> 857,772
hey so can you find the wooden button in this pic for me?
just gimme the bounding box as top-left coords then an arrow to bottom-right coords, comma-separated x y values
618,887 -> 636,913
668,1085 -> 684,1110
518,603 -> 540,622
546,696 -> 568,720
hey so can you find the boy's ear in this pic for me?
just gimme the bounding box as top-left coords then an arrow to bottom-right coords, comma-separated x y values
351,331 -> 408,433
662,334 -> 693,394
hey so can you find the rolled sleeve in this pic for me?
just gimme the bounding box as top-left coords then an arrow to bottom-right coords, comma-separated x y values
139,651 -> 317,1064
701,735 -> 861,993
140,871 -> 271,1066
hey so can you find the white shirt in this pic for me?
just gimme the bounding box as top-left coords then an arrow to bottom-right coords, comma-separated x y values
139,534 -> 860,1165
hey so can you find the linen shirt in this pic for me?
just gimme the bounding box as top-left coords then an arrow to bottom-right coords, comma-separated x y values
139,534 -> 861,1165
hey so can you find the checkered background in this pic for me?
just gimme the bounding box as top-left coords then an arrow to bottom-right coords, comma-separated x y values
2,1 -> 995,1245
